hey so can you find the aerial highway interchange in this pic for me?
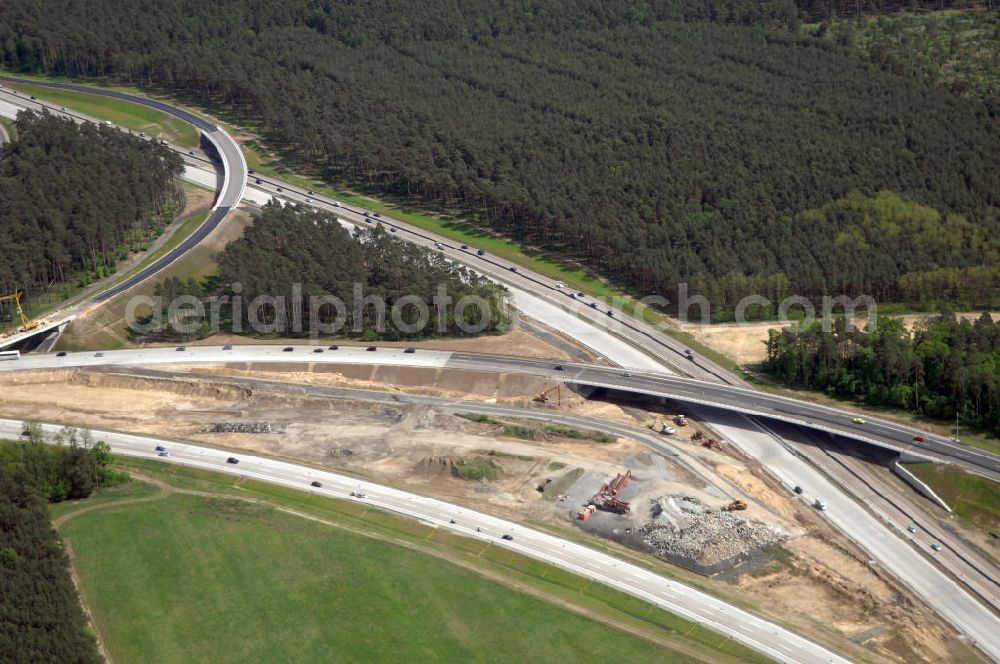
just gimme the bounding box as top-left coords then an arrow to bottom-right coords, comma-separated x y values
1,76 -> 999,663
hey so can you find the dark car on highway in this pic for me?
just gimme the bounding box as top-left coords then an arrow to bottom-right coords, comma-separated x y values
313,347 -> 324,353
310,481 -> 322,488
366,346 -> 377,351
56,351 -> 67,357
283,346 -> 294,352
501,534 -> 514,541
226,457 -> 239,464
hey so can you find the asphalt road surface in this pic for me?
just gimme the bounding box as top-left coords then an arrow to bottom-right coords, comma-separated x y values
0,417 -> 850,664
0,77 -> 247,304
5,345 -> 996,479
2,80 -> 998,659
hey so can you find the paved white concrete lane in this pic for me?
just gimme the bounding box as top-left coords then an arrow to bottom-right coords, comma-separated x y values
0,418 -> 849,664
0,345 -> 453,372
701,409 -> 1000,661
511,289 -> 671,371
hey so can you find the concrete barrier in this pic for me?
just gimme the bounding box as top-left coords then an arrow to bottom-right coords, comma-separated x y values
892,462 -> 952,513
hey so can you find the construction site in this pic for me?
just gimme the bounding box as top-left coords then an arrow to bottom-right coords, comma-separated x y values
0,358 -> 972,662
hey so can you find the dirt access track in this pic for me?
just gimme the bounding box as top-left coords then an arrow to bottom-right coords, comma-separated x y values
0,366 -> 973,663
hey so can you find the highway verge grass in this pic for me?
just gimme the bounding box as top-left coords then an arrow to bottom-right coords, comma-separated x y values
905,463 -> 1000,536
6,81 -> 199,148
102,209 -> 209,291
65,457 -> 776,664
0,116 -> 15,141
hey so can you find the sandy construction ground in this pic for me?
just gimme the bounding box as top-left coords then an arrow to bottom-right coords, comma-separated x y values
0,365 -> 968,663
679,311 -> 1000,366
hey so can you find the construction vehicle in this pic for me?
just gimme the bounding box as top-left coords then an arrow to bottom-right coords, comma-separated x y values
533,385 -> 561,406
0,291 -> 37,333
588,471 -> 632,515
651,421 -> 675,435
814,498 -> 827,511
577,504 -> 596,520
673,414 -> 687,426
702,438 -> 721,451
722,500 -> 747,511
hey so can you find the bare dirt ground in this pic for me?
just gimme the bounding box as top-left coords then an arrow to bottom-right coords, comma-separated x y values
0,366 -> 972,663
679,311 -> 1000,366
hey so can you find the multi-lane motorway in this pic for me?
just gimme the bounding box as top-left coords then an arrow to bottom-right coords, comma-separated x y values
5,344 -> 996,480
2,79 -> 1000,661
0,417 -> 849,664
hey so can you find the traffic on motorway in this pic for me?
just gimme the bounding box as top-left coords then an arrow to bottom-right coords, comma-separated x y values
3,77 -> 1000,663
3,343 -> 996,480
0,417 -> 850,664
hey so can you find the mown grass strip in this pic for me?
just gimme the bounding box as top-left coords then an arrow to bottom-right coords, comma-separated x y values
101,457 -> 775,663
7,81 -> 199,148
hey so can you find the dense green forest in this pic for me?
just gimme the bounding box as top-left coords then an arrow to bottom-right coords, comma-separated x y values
1,2 -> 999,316
143,202 -> 510,339
0,110 -> 183,319
764,313 -> 1000,431
0,423 -> 126,503
0,431 -> 110,663
796,0 -> 993,20
812,8 -> 1000,103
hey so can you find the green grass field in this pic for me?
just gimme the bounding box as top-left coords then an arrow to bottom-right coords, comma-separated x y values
60,490 -> 708,663
56,458 -> 776,664
7,81 -> 199,148
906,463 -> 1000,535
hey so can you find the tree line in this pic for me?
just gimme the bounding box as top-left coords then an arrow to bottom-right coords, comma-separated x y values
0,110 -> 183,321
142,202 -> 511,340
0,424 -> 124,664
1,1 -> 998,316
764,312 -> 1000,432
795,0 -> 994,21
0,423 -> 127,502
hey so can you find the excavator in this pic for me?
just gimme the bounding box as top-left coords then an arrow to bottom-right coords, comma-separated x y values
532,384 -> 561,406
0,291 -> 37,333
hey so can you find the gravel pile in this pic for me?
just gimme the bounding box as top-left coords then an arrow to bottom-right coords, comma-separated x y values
641,495 -> 787,565
203,422 -> 273,434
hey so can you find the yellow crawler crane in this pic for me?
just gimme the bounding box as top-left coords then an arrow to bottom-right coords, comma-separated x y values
0,291 -> 37,332
722,500 -> 748,511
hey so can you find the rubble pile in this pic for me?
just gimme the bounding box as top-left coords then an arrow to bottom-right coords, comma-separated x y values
203,422 -> 274,434
641,495 -> 787,566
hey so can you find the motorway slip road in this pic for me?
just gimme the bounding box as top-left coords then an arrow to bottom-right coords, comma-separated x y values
5,345 -> 996,480
0,418 -> 850,664
0,77 -> 248,304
